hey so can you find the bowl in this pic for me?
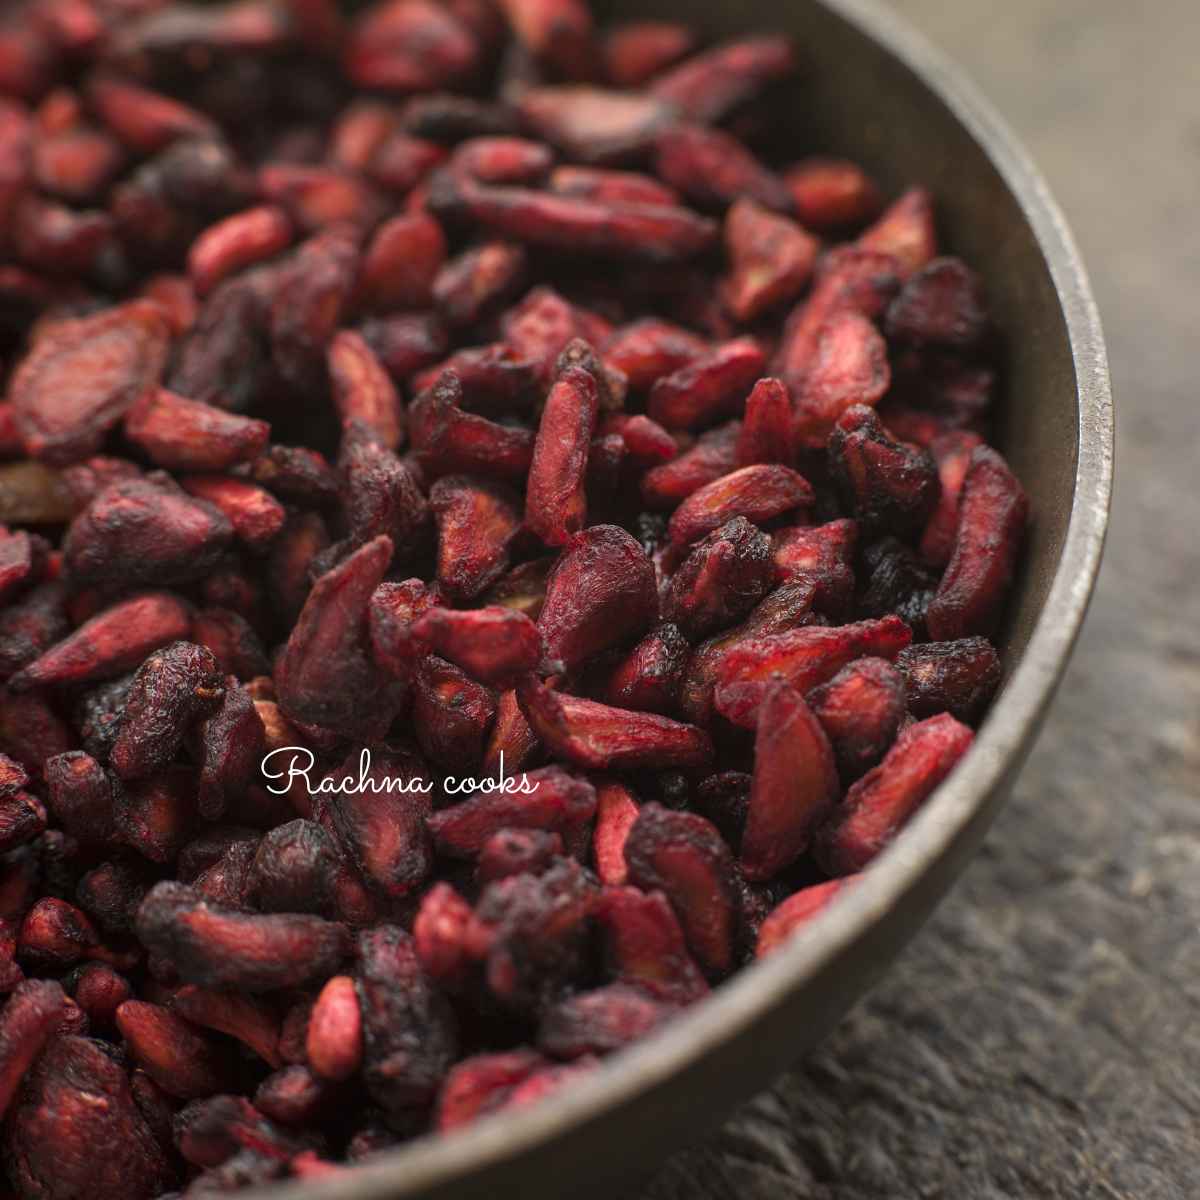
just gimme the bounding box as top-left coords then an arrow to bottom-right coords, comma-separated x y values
280,1 -> 1113,1196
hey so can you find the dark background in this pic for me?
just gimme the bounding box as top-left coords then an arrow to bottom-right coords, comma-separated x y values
638,2 -> 1200,1197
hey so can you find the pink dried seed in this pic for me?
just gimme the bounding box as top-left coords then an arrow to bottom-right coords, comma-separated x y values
413,881 -> 474,986
857,186 -> 937,278
0,978 -> 66,1119
602,622 -> 690,714
65,961 -> 133,1027
306,974 -> 363,1082
267,511 -> 331,628
602,20 -> 695,87
426,764 -> 596,859
345,0 -> 481,92
809,656 -> 907,780
125,389 -> 270,473
784,158 -> 882,231
772,518 -> 859,618
501,285 -> 613,385
17,896 -> 101,970
31,124 -> 124,203
497,0 -> 593,77
330,101 -> 399,171
735,377 -> 795,467
179,475 -> 286,552
926,445 -> 1028,640
367,577 -> 435,683
755,876 -> 857,957
412,655 -> 497,768
170,985 -> 283,1068
173,1093 -> 307,1169
642,419 -> 741,510
649,35 -> 796,123
435,1048 -> 546,1131
191,609 -> 270,681
366,130 -> 448,193
712,613 -> 913,729
667,463 -> 813,550
817,712 -> 973,873
259,164 -> 383,234
254,1065 -> 336,1128
477,827 -> 564,883
897,637 -> 1002,724
0,689 -> 76,776
538,981 -> 675,1058
918,430 -> 985,566
647,337 -> 765,431
432,241 -> 528,328
549,164 -> 678,208
413,605 -> 543,687
655,123 -> 792,214
356,211 -> 447,313
591,779 -> 639,886
87,74 -> 216,152
9,298 -> 171,466
428,168 -> 718,263
597,413 -> 677,467
518,86 -> 674,164
327,330 -> 405,452
114,766 -> 199,865
602,317 -> 707,392
452,137 -> 553,184
664,516 -> 774,640
44,749 -> 116,841
410,370 -> 535,485
9,591 -> 192,692
885,256 -> 988,350
187,206 -> 293,299
740,681 -> 839,880
792,309 -> 891,448
0,788 -> 46,852
249,818 -> 339,915
135,880 -> 350,992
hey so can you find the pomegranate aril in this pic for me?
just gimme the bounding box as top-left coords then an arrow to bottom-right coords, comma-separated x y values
756,876 -> 857,958
897,637 -> 1002,723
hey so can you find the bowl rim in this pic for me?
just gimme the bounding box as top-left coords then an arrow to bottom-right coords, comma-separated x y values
279,1 -> 1113,1195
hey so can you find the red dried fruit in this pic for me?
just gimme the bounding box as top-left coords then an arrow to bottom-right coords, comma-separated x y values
603,20 -> 694,87
191,610 -> 270,681
116,1000 -> 235,1100
323,747 -> 434,896
125,389 -> 270,473
539,982 -> 674,1058
602,318 -> 706,392
755,876 -> 856,957
538,523 -> 658,671
433,241 -> 527,327
897,637 -> 1002,724
18,896 -> 103,970
602,623 -> 689,714
885,256 -> 988,350
413,881 -> 473,986
430,474 -> 523,602
327,331 -> 405,452
590,779 -> 639,886
452,138 -> 553,185
0,580 -> 70,680
0,978 -> 66,1119
6,1035 -> 174,1200
136,881 -> 349,992
10,299 -> 171,465
497,0 -> 593,76
482,687 -> 540,776
793,309 -> 891,448
477,828 -> 563,883
809,657 -> 907,780
171,985 -> 282,1068
519,86 -> 673,164
828,404 -> 939,539
10,591 -> 191,691
622,804 -> 737,978
857,186 -> 937,278
357,212 -> 447,314
713,614 -> 913,729
255,1067 -> 336,1129
642,420 -> 740,509
435,1048 -> 545,1131
346,0 -> 479,90
784,158 -> 882,231
817,713 -> 973,874
655,124 -> 791,214
519,676 -> 712,771
249,819 -> 338,914
276,536 -> 405,740
925,446 -> 1028,640
772,519 -> 859,618
110,642 -> 224,781
411,371 -> 534,484
414,605 -> 542,686
188,206 -> 293,299
667,463 -> 813,549
64,475 -> 234,588
724,191 -> 820,319
66,961 -> 132,1028
525,339 -> 602,545
306,974 -> 363,1082
549,165 -> 678,207
339,420 -> 430,564
741,680 -> 840,881
647,337 -> 765,431
412,655 -> 497,768
649,35 -> 795,123
919,431 -> 985,567
427,764 -> 595,858
355,924 -> 457,1115
429,169 -> 717,263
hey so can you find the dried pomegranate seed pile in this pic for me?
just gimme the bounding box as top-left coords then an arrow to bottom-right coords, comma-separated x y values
0,0 -> 1028,1194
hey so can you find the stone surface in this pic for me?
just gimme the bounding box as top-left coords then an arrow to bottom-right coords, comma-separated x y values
637,2 -> 1200,1197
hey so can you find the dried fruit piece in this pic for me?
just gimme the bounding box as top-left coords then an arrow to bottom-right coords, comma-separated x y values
649,35 -> 795,123
430,475 -> 523,602
188,206 -> 293,298
497,0 -> 593,77
10,300 -> 171,465
655,124 -> 791,213
358,212 -> 447,313
642,420 -> 740,509
307,975 -> 363,1082
602,20 -> 694,87
0,978 -> 66,1119
136,881 -> 349,992
591,779 -> 639,885
808,656 -> 907,781
436,1049 -> 545,1131
919,431 -> 985,567
414,605 -> 542,686
346,0 -> 481,92
171,985 -> 283,1068
602,318 -> 706,392
667,463 -> 813,550
537,523 -> 658,670
647,337 -> 765,431
412,655 -> 497,768
741,680 -> 839,880
755,876 -> 856,957
519,86 -> 673,164
125,389 -> 269,473
328,331 -> 405,452
925,446 -> 1028,640
772,519 -> 859,618
713,614 -> 913,728
857,186 -> 937,278
413,881 -> 473,985
784,158 -> 882,231
478,828 -> 563,883
116,999 -> 235,1099
538,982 -> 674,1058
885,256 -> 988,350
249,819 -> 338,914
550,165 -> 678,207
897,637 -> 1001,723
602,623 -> 689,714
433,241 -> 527,327
519,677 -> 712,771
622,804 -> 737,977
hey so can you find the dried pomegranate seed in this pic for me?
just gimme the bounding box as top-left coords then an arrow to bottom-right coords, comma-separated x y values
0,0 -> 1028,1181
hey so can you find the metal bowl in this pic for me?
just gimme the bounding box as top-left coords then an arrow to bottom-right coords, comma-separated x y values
283,1 -> 1113,1196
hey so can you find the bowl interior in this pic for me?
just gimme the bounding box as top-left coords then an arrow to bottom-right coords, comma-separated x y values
276,2 -> 1110,1198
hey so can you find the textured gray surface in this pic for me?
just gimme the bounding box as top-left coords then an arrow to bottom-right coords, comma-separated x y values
637,2 -> 1200,1197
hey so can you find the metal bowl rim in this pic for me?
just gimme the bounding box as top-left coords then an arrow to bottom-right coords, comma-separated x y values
279,1 -> 1113,1195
